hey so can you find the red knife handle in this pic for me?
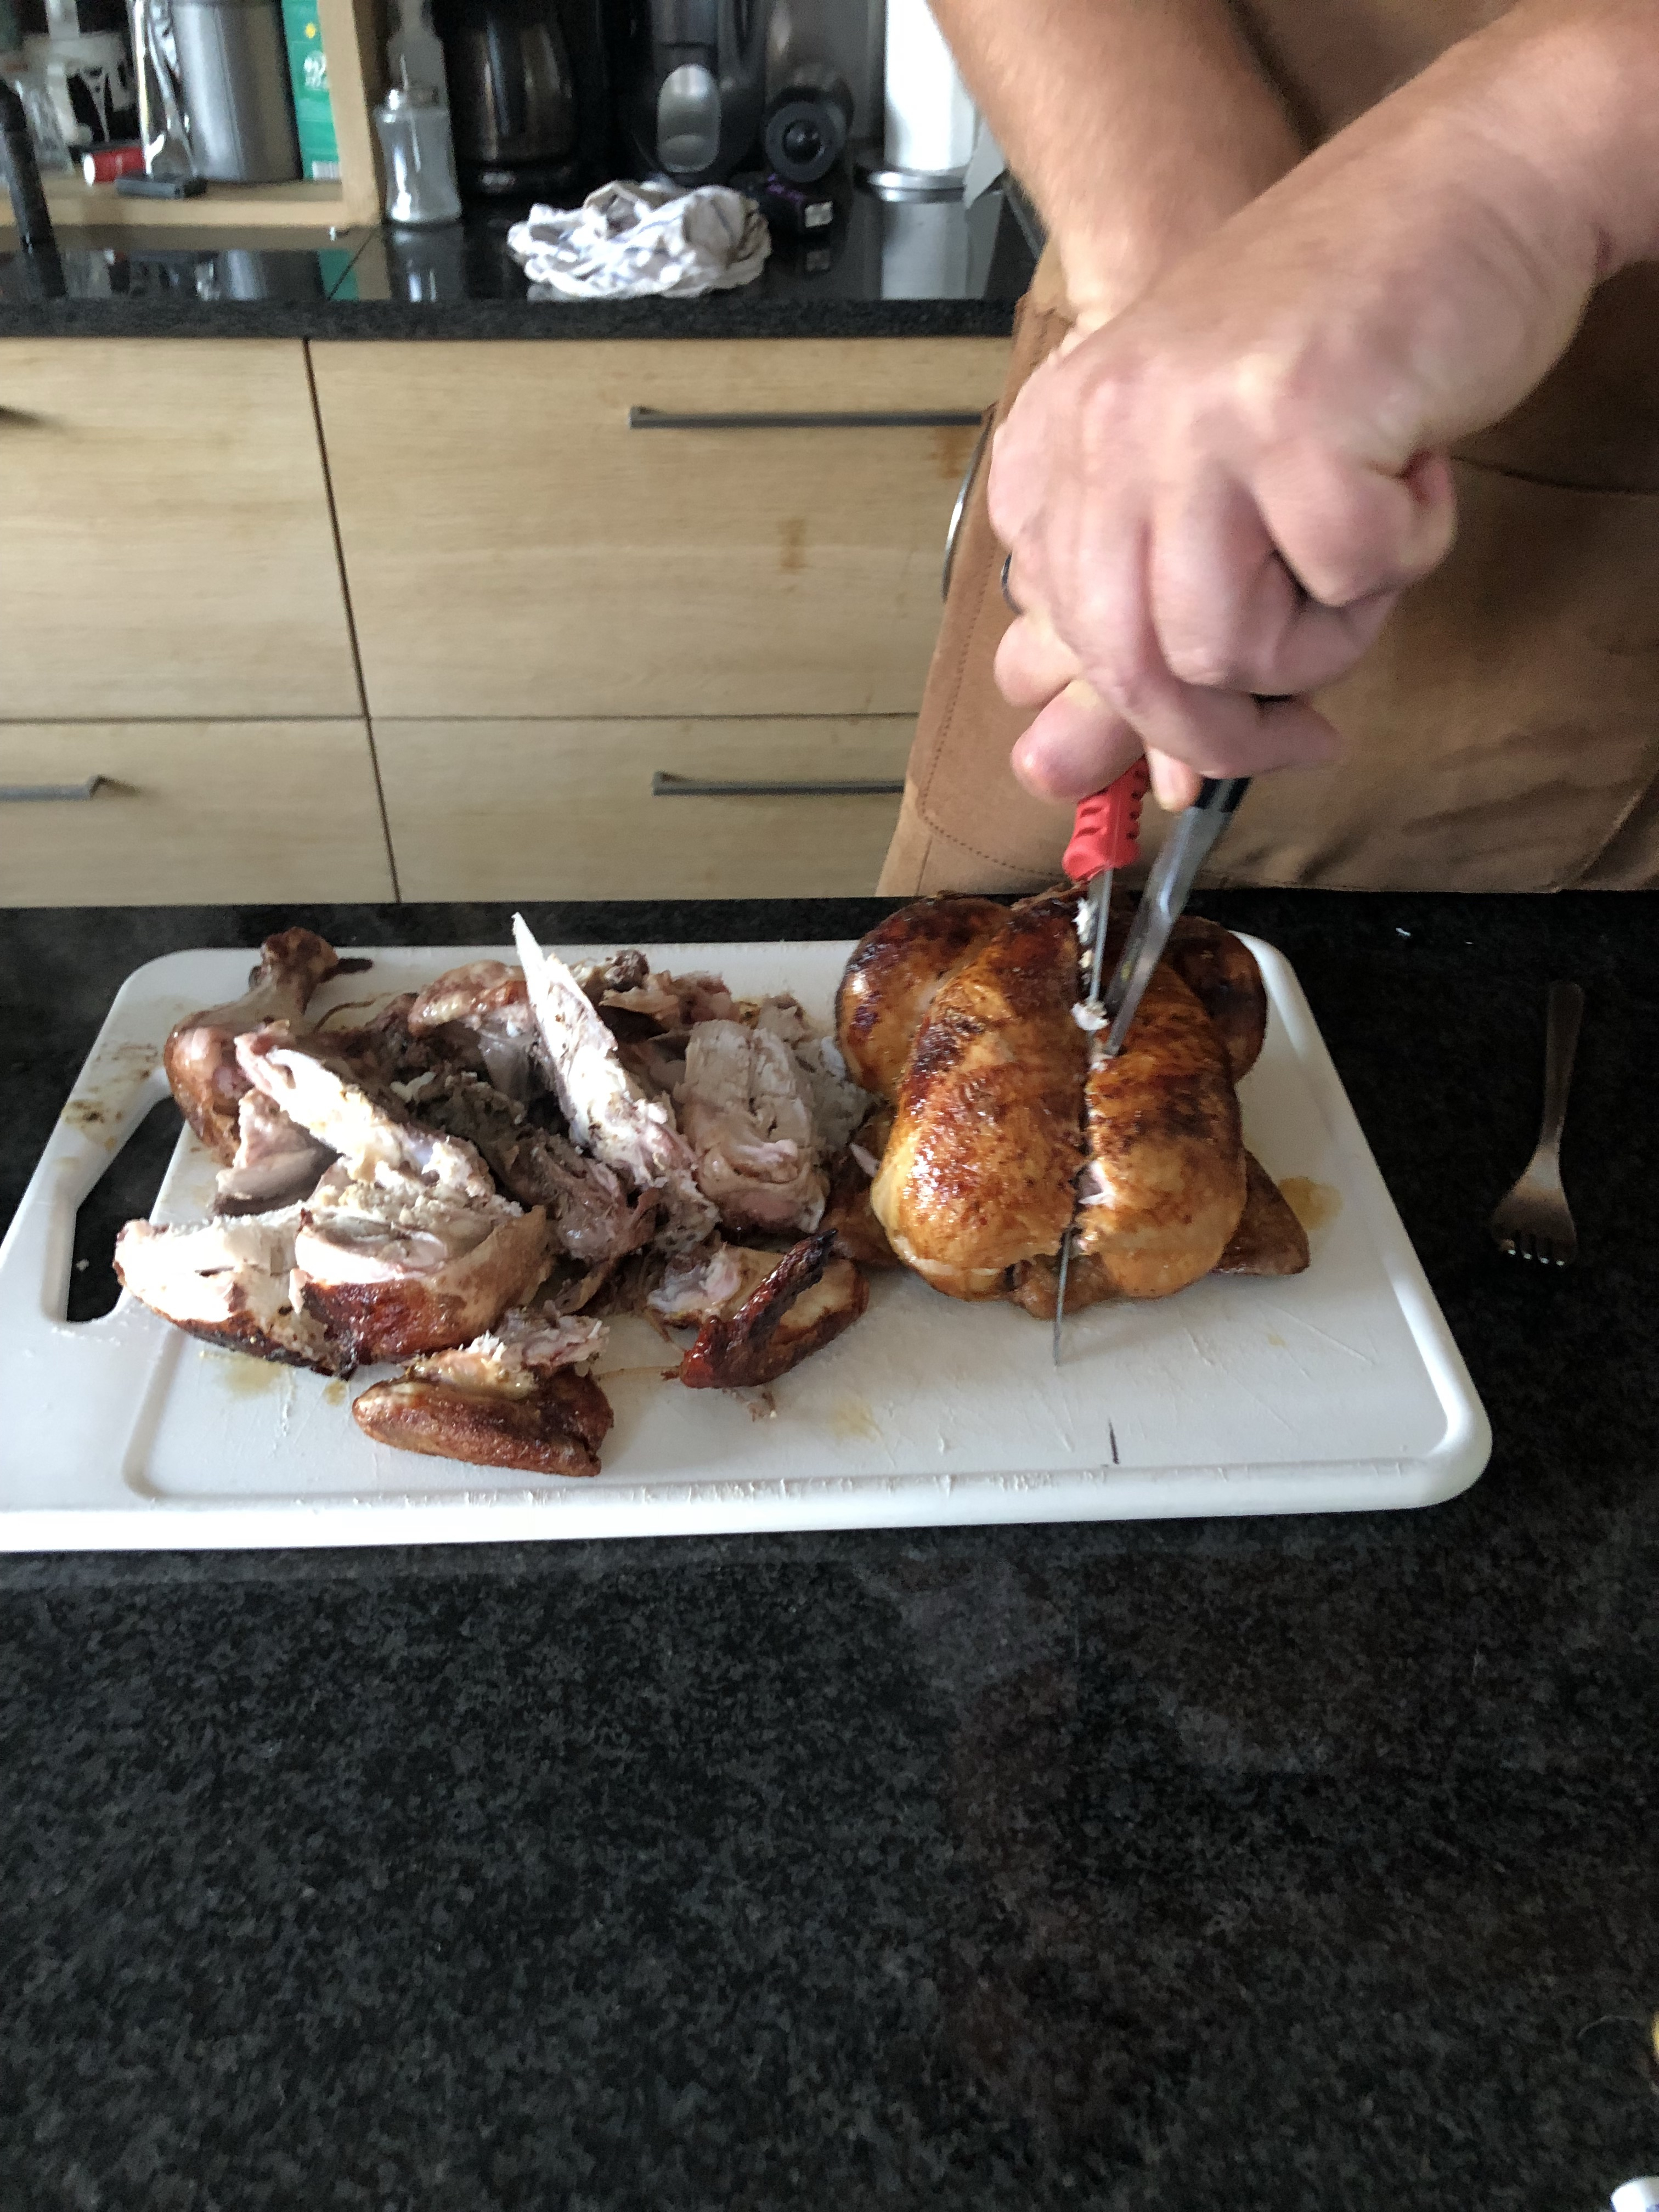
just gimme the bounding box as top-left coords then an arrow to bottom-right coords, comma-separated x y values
1063,758 -> 1150,882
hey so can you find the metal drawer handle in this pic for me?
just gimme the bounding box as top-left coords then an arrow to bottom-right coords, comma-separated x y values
0,775 -> 108,801
941,412 -> 992,601
652,770 -> 904,798
629,404 -> 985,432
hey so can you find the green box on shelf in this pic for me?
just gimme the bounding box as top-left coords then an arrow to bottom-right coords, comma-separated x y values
280,0 -> 341,181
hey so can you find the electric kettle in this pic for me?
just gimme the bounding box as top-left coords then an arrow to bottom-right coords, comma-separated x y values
435,0 -> 576,200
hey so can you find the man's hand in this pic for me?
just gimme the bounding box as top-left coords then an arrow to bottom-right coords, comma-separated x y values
990,0 -> 1659,806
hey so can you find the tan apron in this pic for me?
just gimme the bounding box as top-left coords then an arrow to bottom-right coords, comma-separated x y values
881,1 -> 1659,895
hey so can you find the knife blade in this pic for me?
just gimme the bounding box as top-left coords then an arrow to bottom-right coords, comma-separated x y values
1052,759 -> 1149,1365
1098,776 -> 1251,1059
1052,772 -> 1251,1363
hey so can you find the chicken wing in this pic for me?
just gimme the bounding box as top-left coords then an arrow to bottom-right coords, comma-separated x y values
835,895 -> 1009,1100
163,928 -> 343,1161
675,1231 -> 870,1390
871,894 -> 1086,1300
1165,916 -> 1268,1084
1076,962 -> 1246,1298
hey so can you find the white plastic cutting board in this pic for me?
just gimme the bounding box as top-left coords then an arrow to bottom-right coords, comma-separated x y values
0,938 -> 1489,1549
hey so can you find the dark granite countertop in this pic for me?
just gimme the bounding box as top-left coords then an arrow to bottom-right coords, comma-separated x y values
0,184 -> 1030,341
3,890 -> 1657,2211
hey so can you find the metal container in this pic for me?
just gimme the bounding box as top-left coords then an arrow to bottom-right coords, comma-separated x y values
172,0 -> 297,182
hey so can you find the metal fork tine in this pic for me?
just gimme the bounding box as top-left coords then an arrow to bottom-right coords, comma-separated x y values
1488,983 -> 1583,1267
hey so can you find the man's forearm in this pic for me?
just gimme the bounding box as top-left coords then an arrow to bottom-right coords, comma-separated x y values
927,0 -> 1302,321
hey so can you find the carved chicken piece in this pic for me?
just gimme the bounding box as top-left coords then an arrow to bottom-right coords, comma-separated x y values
835,895 -> 1009,1100
163,928 -> 344,1163
679,1019 -> 827,1234
1214,1152 -> 1311,1276
1077,963 -> 1246,1299
595,964 -> 737,1032
670,1231 -> 870,1390
398,1066 -> 653,1271
353,1310 -> 614,1478
514,915 -> 716,1250
871,895 -> 1087,1300
114,1207 -> 347,1374
406,961 -> 545,1101
292,1165 -> 552,1367
1165,916 -> 1268,1084
236,1026 -> 498,1205
232,1026 -> 554,1363
212,1091 -> 336,1217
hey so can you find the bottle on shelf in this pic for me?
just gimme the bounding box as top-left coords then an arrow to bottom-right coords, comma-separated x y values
374,60 -> 459,225
386,0 -> 445,105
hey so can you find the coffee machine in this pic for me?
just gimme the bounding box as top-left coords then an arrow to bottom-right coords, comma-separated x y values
620,0 -> 766,187
436,0 -> 609,202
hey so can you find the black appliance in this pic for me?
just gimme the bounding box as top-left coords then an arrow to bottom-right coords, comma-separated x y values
761,60 -> 849,184
622,0 -> 766,187
435,0 -> 609,203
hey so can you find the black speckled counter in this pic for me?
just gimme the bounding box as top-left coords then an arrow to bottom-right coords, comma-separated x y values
0,187 -> 1029,340
3,891 -> 1658,2212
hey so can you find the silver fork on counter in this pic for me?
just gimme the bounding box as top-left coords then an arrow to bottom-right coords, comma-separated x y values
1488,981 -> 1584,1266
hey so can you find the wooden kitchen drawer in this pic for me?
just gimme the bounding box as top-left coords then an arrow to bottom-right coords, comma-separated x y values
0,340 -> 360,721
0,722 -> 394,904
374,715 -> 913,897
312,337 -> 1008,721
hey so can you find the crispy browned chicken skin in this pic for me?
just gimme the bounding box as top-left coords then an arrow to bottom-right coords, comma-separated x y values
678,1232 -> 870,1389
353,1363 -> 613,1477
1077,961 -> 1246,1298
835,895 -> 1010,1100
871,894 -> 1087,1300
1165,916 -> 1268,1084
1214,1152 -> 1311,1276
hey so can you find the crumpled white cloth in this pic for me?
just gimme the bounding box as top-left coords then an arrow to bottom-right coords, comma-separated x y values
506,180 -> 770,301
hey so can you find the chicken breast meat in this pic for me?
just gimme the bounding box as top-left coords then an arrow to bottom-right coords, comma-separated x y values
164,927 -> 345,1162
233,1025 -> 553,1364
114,1206 -> 347,1374
678,1018 -> 827,1234
871,894 -> 1087,1300
513,915 -> 717,1250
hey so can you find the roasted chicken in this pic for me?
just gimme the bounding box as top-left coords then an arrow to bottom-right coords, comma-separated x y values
870,894 -> 1088,1299
1076,960 -> 1246,1298
834,894 -> 1010,1100
843,889 -> 1302,1312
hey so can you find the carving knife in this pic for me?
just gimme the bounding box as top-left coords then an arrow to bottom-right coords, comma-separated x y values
1052,772 -> 1252,1363
1052,758 -> 1150,1364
